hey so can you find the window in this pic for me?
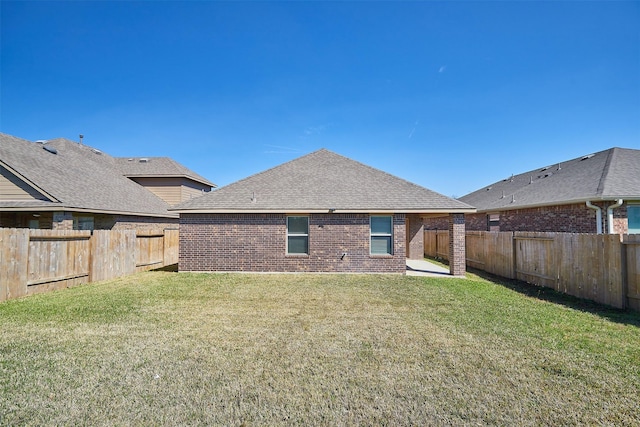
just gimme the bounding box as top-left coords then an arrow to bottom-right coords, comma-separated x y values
370,215 -> 393,255
487,213 -> 500,231
287,216 -> 309,254
73,216 -> 94,231
629,205 -> 640,234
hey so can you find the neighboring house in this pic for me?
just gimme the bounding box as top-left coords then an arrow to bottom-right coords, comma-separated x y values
0,132 -> 215,230
439,147 -> 639,234
115,157 -> 214,206
172,149 -> 475,275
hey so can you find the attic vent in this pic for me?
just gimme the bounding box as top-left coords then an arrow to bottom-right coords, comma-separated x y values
92,148 -> 102,155
43,145 -> 57,155
581,154 -> 595,161
539,172 -> 553,178
486,186 -> 492,191
540,166 -> 549,172
34,140 -> 47,144
139,158 -> 149,163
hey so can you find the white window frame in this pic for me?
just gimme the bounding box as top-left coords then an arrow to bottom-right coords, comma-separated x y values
370,215 -> 393,255
286,215 -> 309,255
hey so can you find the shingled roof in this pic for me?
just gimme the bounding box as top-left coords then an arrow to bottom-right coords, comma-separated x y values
172,149 -> 474,213
115,157 -> 215,187
0,133 -> 175,217
460,147 -> 640,212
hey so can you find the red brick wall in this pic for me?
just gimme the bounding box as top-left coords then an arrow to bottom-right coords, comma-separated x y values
422,216 -> 449,230
179,213 -> 406,273
455,202 -> 632,234
406,214 -> 424,260
96,214 -> 178,231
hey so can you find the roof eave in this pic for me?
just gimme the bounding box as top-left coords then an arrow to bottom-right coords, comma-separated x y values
473,196 -> 640,213
0,205 -> 178,218
125,173 -> 216,187
171,208 -> 477,214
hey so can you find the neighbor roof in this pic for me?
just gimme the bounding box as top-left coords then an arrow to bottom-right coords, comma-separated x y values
460,147 -> 640,212
115,157 -> 215,187
0,132 -> 175,217
172,149 -> 475,213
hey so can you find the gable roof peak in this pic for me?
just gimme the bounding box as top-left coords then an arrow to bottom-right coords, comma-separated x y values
172,148 -> 474,213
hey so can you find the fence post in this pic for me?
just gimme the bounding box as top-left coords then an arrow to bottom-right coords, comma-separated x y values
0,228 -> 30,301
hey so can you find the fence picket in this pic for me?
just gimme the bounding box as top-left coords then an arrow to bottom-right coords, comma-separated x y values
425,230 -> 636,310
0,228 -> 178,303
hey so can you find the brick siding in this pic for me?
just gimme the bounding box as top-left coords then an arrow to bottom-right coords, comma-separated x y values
95,214 -> 178,231
406,214 -> 424,260
179,213 -> 406,273
448,213 -> 466,276
426,202 -> 633,234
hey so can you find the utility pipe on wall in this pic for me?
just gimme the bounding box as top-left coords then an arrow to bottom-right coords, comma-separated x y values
586,201 -> 602,234
607,199 -> 624,234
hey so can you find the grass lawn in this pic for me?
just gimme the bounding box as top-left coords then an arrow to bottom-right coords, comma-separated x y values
1,271 -> 639,426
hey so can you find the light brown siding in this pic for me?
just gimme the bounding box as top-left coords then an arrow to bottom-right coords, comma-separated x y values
181,182 -> 210,202
128,177 -> 183,205
0,166 -> 48,201
128,177 -> 211,205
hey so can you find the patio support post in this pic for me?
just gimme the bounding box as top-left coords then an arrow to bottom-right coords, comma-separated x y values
449,213 -> 466,276
406,214 -> 424,260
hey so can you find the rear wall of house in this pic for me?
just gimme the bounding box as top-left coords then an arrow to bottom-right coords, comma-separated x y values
179,213 -> 406,273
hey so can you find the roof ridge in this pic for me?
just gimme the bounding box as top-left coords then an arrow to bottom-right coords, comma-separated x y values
596,147 -> 616,196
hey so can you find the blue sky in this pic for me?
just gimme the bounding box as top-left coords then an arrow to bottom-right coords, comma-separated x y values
1,1 -> 638,197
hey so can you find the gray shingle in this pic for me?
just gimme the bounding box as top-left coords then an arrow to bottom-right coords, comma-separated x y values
0,133 -> 175,217
115,157 -> 215,187
172,149 -> 474,213
460,147 -> 640,211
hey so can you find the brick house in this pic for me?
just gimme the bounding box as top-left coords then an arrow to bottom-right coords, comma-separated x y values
427,147 -> 639,234
0,132 -> 215,230
172,149 -> 475,275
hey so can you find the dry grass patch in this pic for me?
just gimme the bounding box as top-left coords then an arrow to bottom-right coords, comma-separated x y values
1,272 -> 639,425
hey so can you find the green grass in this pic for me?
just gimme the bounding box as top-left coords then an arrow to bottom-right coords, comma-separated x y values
1,271 -> 639,426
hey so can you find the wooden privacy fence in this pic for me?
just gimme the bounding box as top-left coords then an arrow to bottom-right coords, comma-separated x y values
425,230 -> 640,310
0,228 -> 179,302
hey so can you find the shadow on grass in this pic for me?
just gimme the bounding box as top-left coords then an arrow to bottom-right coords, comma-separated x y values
152,263 -> 178,272
467,267 -> 640,328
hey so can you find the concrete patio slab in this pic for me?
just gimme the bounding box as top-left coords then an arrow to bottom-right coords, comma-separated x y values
406,259 -> 456,277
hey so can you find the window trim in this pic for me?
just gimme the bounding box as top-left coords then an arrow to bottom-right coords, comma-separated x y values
286,215 -> 309,255
628,204 -> 640,234
370,215 -> 393,256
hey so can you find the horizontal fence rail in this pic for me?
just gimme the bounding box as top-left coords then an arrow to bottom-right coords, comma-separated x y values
425,230 -> 639,310
0,228 -> 179,302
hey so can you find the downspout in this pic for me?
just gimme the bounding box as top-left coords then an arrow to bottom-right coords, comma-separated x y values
586,201 -> 602,234
606,199 -> 623,234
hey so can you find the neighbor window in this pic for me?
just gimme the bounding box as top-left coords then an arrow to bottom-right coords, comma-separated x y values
287,216 -> 309,254
487,213 -> 500,231
629,205 -> 640,234
73,216 -> 94,231
370,215 -> 393,255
